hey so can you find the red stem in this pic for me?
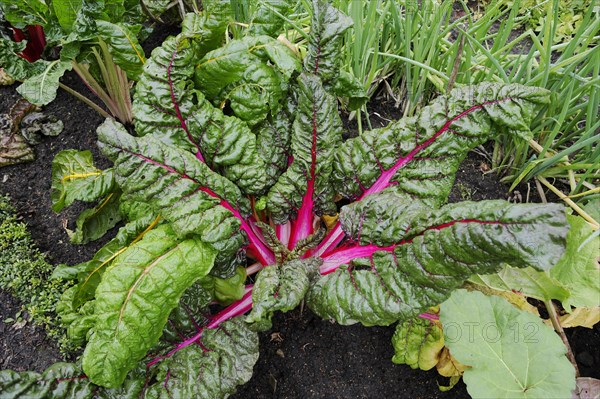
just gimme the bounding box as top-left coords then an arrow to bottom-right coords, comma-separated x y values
418,312 -> 440,321
146,287 -> 253,368
314,99 -> 507,257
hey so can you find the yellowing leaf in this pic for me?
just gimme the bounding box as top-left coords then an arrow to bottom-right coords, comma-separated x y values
544,307 -> 600,329
437,347 -> 469,377
322,213 -> 339,231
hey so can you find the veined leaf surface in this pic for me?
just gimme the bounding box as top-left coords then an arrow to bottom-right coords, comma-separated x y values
146,317 -> 258,398
441,290 -> 575,399
82,224 -> 217,387
309,195 -> 568,326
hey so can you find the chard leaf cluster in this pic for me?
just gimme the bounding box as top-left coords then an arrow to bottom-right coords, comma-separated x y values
0,1 -> 578,398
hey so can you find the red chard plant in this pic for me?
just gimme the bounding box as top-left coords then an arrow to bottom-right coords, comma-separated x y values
0,1 -> 576,398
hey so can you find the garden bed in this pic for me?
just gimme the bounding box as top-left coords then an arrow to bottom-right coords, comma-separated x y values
2,70 -> 598,398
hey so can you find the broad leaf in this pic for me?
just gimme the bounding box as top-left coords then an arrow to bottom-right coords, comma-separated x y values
53,0 -> 84,32
194,35 -> 300,127
304,0 -> 353,85
82,224 -> 217,387
17,60 -> 71,105
97,119 -> 247,253
465,283 -> 540,315
333,84 -> 550,207
440,289 -> 576,399
549,215 -> 600,309
267,73 -> 343,228
255,110 -> 293,187
246,257 -> 321,330
308,195 -> 568,326
69,192 -> 123,244
0,363 -> 146,399
132,30 -> 267,194
391,317 -> 445,371
0,38 -> 48,81
59,214 -> 160,309
0,0 -> 49,28
0,363 -> 95,398
247,0 -> 291,37
96,20 -> 146,80
51,149 -> 115,212
146,317 -> 259,398
55,285 -> 97,346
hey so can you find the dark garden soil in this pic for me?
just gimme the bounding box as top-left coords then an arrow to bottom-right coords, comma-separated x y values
1,25 -> 598,399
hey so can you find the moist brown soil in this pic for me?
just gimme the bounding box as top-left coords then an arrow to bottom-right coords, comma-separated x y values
1,26 -> 598,399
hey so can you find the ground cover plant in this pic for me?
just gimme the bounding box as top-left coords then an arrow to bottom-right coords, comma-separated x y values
0,195 -> 67,341
0,1 -> 596,398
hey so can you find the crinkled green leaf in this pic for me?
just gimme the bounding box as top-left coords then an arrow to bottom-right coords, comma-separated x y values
0,38 -> 48,81
97,118 -> 247,255
118,199 -> 156,222
247,258 -> 321,331
469,266 -> 570,304
267,73 -> 343,223
180,1 -> 233,46
96,20 -> 146,80
69,192 -> 123,244
132,28 -> 267,194
51,149 -> 115,212
391,317 -> 444,371
550,214 -> 600,309
194,35 -> 300,127
0,363 -> 95,398
304,0 -> 352,85
200,266 -> 247,306
308,195 -> 568,326
17,60 -> 71,106
56,285 -> 97,346
440,289 -> 576,399
160,281 -> 213,346
53,0 -> 84,32
255,110 -> 292,187
0,0 -> 48,28
333,84 -> 550,207
0,363 -> 146,399
247,0 -> 291,37
82,224 -> 217,387
146,317 -> 258,399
